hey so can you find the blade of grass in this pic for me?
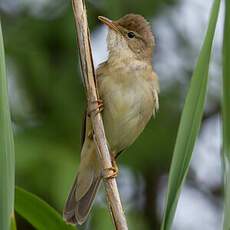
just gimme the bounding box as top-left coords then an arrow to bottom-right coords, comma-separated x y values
160,0 -> 221,229
0,20 -> 15,230
15,187 -> 76,230
222,0 -> 230,229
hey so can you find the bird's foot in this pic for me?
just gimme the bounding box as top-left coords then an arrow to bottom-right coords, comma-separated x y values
103,155 -> 119,179
87,99 -> 104,117
103,166 -> 118,179
111,155 -> 118,175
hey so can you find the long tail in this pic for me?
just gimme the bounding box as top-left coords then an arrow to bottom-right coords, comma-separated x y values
63,139 -> 101,225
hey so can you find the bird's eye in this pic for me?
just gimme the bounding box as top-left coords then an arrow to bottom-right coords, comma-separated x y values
127,32 -> 135,38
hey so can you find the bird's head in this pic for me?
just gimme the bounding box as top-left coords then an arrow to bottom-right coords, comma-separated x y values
98,14 -> 155,63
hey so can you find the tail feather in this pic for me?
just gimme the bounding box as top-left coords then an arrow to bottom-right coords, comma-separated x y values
63,175 -> 101,225
76,176 -> 101,224
63,175 -> 78,224
63,140 -> 101,225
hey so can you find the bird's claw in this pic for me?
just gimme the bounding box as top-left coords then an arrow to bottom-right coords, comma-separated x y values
87,99 -> 104,117
103,166 -> 118,179
103,156 -> 119,179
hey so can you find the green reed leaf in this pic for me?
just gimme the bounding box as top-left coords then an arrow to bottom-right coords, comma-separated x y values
0,20 -> 15,230
161,0 -> 221,229
15,187 -> 76,230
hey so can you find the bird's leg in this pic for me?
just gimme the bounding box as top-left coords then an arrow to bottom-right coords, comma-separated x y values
103,152 -> 119,179
87,99 -> 104,117
111,155 -> 119,176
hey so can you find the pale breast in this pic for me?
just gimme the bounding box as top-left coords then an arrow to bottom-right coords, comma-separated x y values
97,67 -> 155,154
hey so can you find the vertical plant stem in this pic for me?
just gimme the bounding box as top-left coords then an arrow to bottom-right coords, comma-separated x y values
0,20 -> 15,230
71,1 -> 128,229
222,0 -> 230,229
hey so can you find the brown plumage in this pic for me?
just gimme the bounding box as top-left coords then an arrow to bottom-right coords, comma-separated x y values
115,14 -> 155,60
63,14 -> 159,225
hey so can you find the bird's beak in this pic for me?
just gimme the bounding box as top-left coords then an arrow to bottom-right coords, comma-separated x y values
98,16 -> 120,33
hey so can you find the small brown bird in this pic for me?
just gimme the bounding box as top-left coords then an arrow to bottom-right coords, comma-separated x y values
63,14 -> 159,225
